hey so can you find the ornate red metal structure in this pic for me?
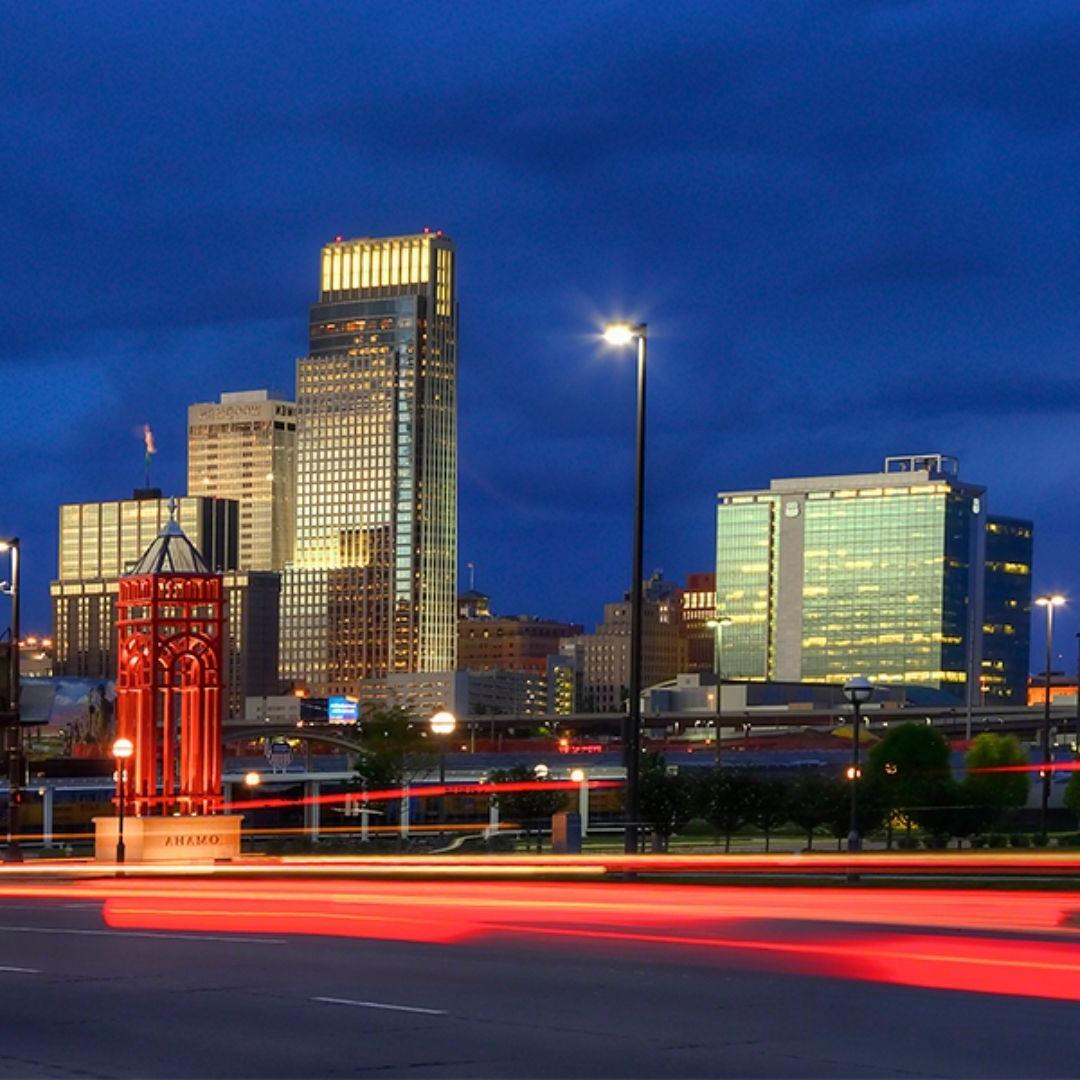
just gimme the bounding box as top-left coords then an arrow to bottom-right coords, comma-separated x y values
114,514 -> 225,815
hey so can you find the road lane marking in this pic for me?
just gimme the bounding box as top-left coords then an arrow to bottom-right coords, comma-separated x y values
312,996 -> 448,1016
0,966 -> 39,974
0,924 -> 286,944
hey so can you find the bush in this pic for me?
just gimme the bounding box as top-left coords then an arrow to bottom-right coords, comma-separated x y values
1032,832 -> 1050,848
923,834 -> 950,850
1055,832 -> 1080,848
896,835 -> 920,850
987,832 -> 1007,848
1009,832 -> 1031,848
969,834 -> 988,848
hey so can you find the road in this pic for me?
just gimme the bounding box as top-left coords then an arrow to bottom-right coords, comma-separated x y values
0,880 -> 1077,1077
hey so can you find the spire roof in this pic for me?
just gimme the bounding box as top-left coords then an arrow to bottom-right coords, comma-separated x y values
125,501 -> 211,576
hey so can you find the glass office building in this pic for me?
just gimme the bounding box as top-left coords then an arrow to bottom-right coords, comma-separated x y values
187,390 -> 296,572
281,233 -> 457,697
714,455 -> 1026,702
982,516 -> 1033,704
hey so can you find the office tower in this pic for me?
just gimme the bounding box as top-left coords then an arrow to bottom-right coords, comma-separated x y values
982,516 -> 1034,704
715,454 -> 1009,701
281,232 -> 458,698
680,572 -> 717,673
50,491 -> 278,717
187,390 -> 297,571
565,573 -> 686,713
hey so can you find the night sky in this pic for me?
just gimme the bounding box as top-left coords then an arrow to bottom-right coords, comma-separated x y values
3,2 -> 1078,668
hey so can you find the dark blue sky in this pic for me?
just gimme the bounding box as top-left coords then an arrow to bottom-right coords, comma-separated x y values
2,1 -> 1078,667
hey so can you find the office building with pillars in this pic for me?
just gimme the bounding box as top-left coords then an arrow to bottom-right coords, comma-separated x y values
50,491 -> 280,718
187,390 -> 297,572
715,455 -> 1004,702
281,232 -> 458,698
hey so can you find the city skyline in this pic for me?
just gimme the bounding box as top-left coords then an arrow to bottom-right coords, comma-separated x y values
3,2 -> 1077,669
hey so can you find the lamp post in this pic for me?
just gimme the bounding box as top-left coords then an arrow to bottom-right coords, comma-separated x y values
706,617 -> 732,765
1035,594 -> 1066,835
0,538 -> 21,863
112,737 -> 134,864
602,320 -> 647,854
430,710 -> 456,825
842,677 -> 873,853
570,767 -> 589,837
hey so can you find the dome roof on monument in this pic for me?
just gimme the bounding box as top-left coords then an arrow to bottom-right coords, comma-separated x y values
126,507 -> 211,576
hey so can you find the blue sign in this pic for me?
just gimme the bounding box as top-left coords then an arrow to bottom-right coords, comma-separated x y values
327,696 -> 359,724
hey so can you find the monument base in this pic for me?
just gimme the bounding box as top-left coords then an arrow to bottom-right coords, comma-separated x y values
92,815 -> 243,863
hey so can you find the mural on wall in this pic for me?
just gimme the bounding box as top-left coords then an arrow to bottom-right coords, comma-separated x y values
20,678 -> 116,756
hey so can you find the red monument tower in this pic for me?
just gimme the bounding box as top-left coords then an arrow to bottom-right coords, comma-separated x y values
114,506 -> 225,816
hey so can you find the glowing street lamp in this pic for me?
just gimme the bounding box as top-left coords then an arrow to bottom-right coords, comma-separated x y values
842,676 -> 873,853
430,710 -> 457,824
569,767 -> 589,837
602,320 -> 648,854
706,617 -> 732,764
1035,593 -> 1066,834
243,771 -> 261,788
112,737 -> 134,865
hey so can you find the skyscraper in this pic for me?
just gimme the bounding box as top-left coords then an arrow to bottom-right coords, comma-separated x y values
187,390 -> 297,572
281,232 -> 458,698
982,515 -> 1033,704
714,454 -> 1015,701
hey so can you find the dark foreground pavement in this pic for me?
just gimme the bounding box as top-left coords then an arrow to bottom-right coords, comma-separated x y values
0,897 -> 1075,1078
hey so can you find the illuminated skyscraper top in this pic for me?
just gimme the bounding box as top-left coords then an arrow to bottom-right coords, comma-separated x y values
282,232 -> 457,697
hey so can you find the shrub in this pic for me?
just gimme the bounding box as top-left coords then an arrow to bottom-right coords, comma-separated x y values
1009,832 -> 1031,848
987,832 -> 1007,848
896,835 -> 920,850
924,834 -> 950,850
1055,832 -> 1080,848
1032,832 -> 1050,848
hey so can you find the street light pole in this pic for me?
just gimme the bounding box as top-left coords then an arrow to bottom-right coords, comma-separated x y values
1035,594 -> 1066,835
112,737 -> 134,865
843,677 -> 873,853
603,321 -> 648,855
429,710 -> 456,826
707,617 -> 732,766
0,539 -> 22,864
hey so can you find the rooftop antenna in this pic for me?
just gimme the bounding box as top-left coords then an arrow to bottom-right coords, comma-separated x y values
142,424 -> 157,489
467,561 -> 476,591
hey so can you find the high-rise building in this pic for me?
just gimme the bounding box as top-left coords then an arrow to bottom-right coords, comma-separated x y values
187,390 -> 297,571
680,572 -> 717,673
566,573 -> 687,713
714,454 -> 1028,702
982,515 -> 1033,704
50,492 -> 279,717
281,232 -> 457,697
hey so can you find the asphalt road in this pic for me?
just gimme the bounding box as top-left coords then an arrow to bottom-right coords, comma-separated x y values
0,891 -> 1076,1078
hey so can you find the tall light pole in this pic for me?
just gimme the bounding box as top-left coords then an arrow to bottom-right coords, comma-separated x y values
430,710 -> 456,825
112,737 -> 134,865
842,676 -> 873,853
706,617 -> 732,765
570,766 -> 589,837
603,321 -> 647,855
0,538 -> 21,863
1035,594 -> 1065,835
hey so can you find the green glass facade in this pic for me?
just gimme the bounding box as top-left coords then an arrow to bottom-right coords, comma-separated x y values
715,459 -> 996,702
715,498 -> 777,679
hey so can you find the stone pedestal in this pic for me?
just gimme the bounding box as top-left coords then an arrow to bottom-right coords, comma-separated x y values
92,815 -> 243,863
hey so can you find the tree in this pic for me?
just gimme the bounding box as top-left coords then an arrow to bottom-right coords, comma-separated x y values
746,775 -> 790,852
826,776 -> 887,848
638,754 -> 695,850
788,773 -> 846,851
868,723 -> 953,839
961,733 -> 1030,831
488,764 -> 566,850
353,705 -> 434,790
1064,770 -> 1080,827
701,769 -> 753,852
